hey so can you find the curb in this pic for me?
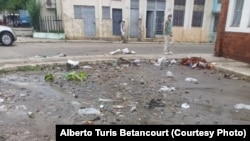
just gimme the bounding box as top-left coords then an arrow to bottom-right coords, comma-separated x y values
0,54 -> 249,81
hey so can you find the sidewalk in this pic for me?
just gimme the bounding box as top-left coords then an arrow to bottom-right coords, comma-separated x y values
1,52 -> 249,80
1,37 -> 248,80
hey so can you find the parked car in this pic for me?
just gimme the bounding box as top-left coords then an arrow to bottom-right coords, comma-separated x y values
0,25 -> 17,46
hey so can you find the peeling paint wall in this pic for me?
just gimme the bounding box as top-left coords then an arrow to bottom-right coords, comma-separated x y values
44,0 -> 215,42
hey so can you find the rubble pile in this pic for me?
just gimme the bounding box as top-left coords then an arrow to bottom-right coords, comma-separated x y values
181,57 -> 215,70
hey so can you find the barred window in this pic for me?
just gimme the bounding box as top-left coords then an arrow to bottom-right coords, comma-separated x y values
74,5 -> 83,19
173,0 -> 186,26
194,0 -> 205,5
102,6 -> 110,19
231,0 -> 244,27
192,0 -> 205,27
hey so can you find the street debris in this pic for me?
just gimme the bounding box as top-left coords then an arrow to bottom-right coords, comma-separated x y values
159,86 -> 176,92
181,57 -> 215,69
224,74 -> 239,80
78,108 -> 101,115
0,56 -> 250,140
109,48 -> 136,55
28,112 -> 35,118
66,59 -> 80,70
185,77 -> 198,83
0,105 -> 7,112
0,98 -> 4,103
20,93 -> 28,97
130,106 -> 137,112
234,103 -> 250,110
57,53 -> 67,57
98,98 -> 113,102
154,57 -> 166,66
181,103 -> 190,109
82,65 -> 92,69
147,99 -> 166,109
170,59 -> 177,65
166,71 -> 174,78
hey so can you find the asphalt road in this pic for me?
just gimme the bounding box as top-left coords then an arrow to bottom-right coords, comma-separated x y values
0,42 -> 214,60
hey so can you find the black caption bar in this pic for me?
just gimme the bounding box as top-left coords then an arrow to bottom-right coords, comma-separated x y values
56,125 -> 249,140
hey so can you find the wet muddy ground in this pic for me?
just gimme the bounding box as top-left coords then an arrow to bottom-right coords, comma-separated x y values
0,58 -> 250,141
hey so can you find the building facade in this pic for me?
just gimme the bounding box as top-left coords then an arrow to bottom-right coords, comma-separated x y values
39,0 -> 217,43
215,0 -> 250,63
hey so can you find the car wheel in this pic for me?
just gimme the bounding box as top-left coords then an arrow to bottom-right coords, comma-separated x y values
1,32 -> 13,46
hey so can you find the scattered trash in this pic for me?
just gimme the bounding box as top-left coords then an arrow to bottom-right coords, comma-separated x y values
224,74 -> 239,80
109,48 -> 136,55
148,99 -> 166,109
130,106 -> 137,112
67,59 -> 79,66
170,59 -> 177,65
66,59 -> 80,70
117,57 -> 132,66
181,103 -> 190,109
113,105 -> 124,109
0,98 -> 4,103
132,59 -> 141,66
185,77 -> 198,83
78,108 -> 101,115
100,105 -> 105,109
181,57 -> 215,69
83,66 -> 92,69
57,53 -> 67,57
159,86 -> 176,92
20,94 -> 28,97
234,103 -> 250,110
154,57 -> 166,66
0,105 -> 7,112
109,49 -> 121,55
166,71 -> 173,78
28,112 -> 35,118
98,98 -> 113,102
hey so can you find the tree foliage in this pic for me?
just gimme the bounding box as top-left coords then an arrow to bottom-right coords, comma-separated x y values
0,0 -> 30,13
27,0 -> 41,30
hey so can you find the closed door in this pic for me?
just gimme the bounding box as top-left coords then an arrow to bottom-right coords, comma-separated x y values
112,9 -> 122,35
83,6 -> 96,37
130,9 -> 139,38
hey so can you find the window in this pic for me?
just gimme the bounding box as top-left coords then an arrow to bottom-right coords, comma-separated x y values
173,0 -> 186,26
231,0 -> 244,26
102,6 -> 110,19
192,0 -> 205,27
74,5 -> 83,19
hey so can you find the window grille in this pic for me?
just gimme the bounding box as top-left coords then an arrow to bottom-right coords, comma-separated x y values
173,0 -> 186,26
192,0 -> 205,27
102,6 -> 110,19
